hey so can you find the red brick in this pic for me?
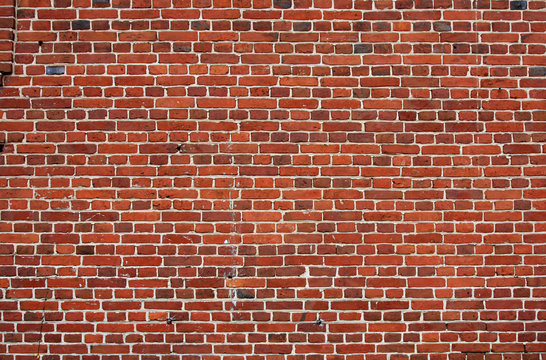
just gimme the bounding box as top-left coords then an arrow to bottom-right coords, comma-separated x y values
0,1 -> 543,357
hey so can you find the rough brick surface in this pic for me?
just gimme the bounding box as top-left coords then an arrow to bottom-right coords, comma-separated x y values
0,0 -> 545,359
0,0 -> 14,75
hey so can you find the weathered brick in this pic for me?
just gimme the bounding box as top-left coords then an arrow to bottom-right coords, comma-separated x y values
0,0 -> 543,357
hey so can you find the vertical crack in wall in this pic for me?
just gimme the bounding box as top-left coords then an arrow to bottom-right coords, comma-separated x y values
34,289 -> 51,359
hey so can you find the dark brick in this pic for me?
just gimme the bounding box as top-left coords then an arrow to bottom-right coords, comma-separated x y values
433,22 -> 451,32
236,289 -> 255,299
529,67 -> 546,76
54,0 -> 71,6
348,133 -> 374,143
510,1 -> 527,9
76,245 -> 95,255
414,22 -> 431,31
46,66 -> 65,75
353,89 -> 370,98
354,44 -> 373,54
173,43 -> 191,52
415,0 -> 433,8
72,20 -> 91,30
273,0 -> 292,9
293,22 -> 311,31
191,21 -> 210,30
395,0 -> 413,9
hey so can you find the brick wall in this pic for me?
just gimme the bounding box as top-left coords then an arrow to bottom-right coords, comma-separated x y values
0,0 -> 545,358
0,0 -> 14,76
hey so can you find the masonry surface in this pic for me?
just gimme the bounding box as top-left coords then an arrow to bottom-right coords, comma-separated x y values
0,0 -> 545,358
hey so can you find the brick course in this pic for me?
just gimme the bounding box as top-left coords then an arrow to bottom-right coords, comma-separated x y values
0,0 -> 545,358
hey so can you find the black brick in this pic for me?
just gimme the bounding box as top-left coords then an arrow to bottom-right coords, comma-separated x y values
354,44 -> 373,54
46,66 -> 65,75
72,20 -> 91,30
510,1 -> 527,10
236,289 -> 255,299
273,0 -> 292,9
